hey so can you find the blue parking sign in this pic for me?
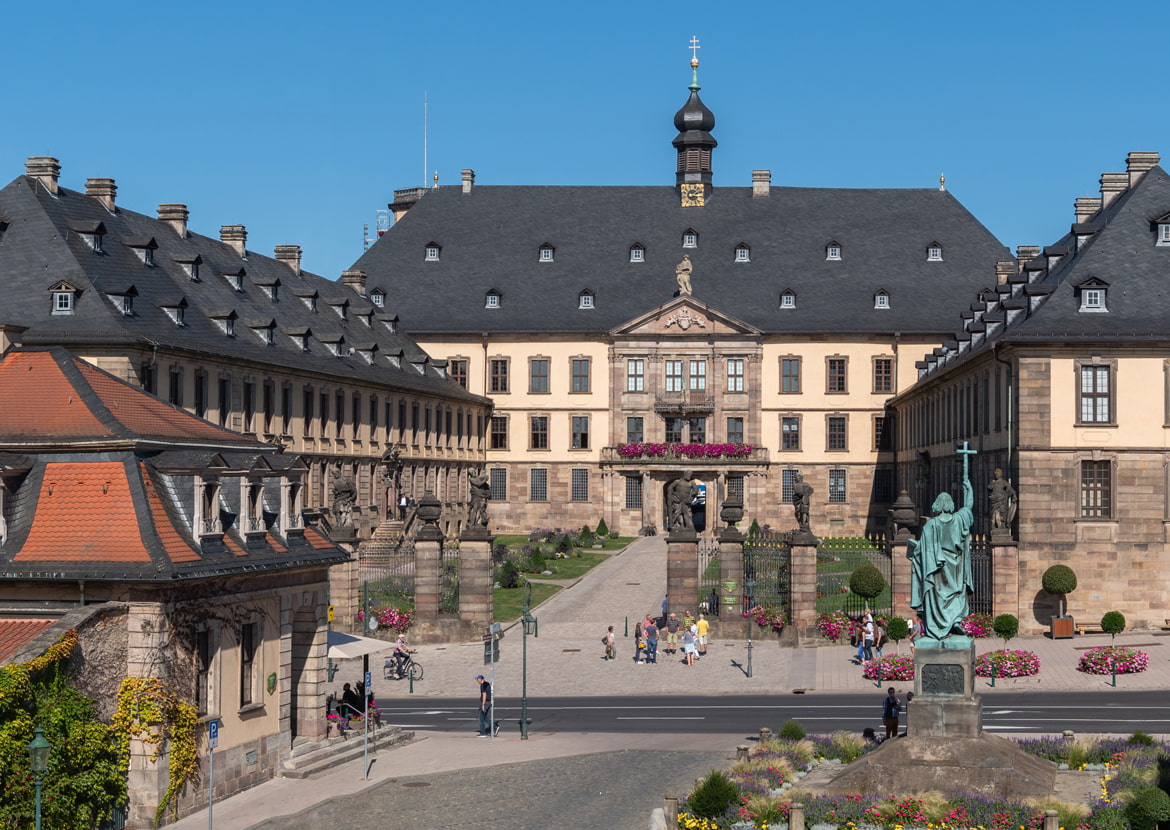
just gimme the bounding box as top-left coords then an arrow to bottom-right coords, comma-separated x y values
208,720 -> 219,749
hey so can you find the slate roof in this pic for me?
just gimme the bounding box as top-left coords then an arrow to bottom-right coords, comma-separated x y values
351,184 -> 1012,335
0,171 -> 484,405
0,348 -> 259,446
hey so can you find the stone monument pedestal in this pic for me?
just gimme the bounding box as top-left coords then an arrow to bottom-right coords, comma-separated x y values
911,641 -> 981,738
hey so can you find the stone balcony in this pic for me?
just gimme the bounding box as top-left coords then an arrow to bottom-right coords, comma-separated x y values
653,391 -> 716,414
600,445 -> 769,466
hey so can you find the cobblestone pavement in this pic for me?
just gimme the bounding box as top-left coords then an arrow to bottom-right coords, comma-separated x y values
248,749 -> 731,830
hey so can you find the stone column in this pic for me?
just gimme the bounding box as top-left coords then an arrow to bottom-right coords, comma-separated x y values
718,527 -> 749,639
413,526 -> 443,625
328,551 -> 359,634
459,527 -> 494,630
890,536 -> 912,618
992,539 -> 1019,620
126,602 -> 171,828
788,540 -> 819,641
666,529 -> 699,618
641,471 -> 651,531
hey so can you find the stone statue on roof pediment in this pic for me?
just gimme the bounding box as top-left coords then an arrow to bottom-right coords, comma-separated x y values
675,255 -> 693,294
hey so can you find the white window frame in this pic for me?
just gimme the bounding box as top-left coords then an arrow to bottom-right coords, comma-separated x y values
727,358 -> 745,392
1159,224 -> 1170,246
780,292 -> 796,309
369,290 -> 385,308
485,292 -> 500,309
665,360 -> 684,392
425,245 -> 440,261
874,293 -> 890,309
689,359 -> 707,392
734,246 -> 750,263
682,232 -> 697,248
578,292 -> 594,309
629,246 -> 644,262
539,246 -> 554,262
826,245 -> 841,261
52,292 -> 74,313
626,359 -> 645,392
927,246 -> 944,262
1080,288 -> 1106,312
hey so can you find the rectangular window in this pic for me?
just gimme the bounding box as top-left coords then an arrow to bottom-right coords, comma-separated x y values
218,377 -> 231,428
265,383 -> 277,433
530,468 -> 548,501
239,621 -> 259,707
727,474 -> 744,502
689,359 -> 707,391
196,629 -> 213,716
727,358 -> 745,392
780,469 -> 796,504
530,416 -> 549,450
828,469 -> 847,503
827,357 -> 848,393
335,390 -> 345,438
489,468 -> 507,501
1078,364 -> 1112,424
781,358 -> 801,394
625,475 -> 643,509
827,415 -> 847,450
489,416 -> 508,450
450,359 -> 469,389
571,469 -> 589,502
571,416 -> 589,449
626,359 -> 645,392
368,394 -> 378,441
490,359 -> 509,394
1081,460 -> 1111,518
302,387 -> 313,435
874,416 -> 888,451
571,358 -> 590,393
874,468 -> 895,504
243,381 -> 255,432
665,360 -> 684,392
688,417 -> 706,443
529,358 -> 550,394
319,392 -> 329,435
284,386 -> 294,435
873,357 -> 893,394
727,416 -> 744,444
169,369 -> 183,407
665,417 -> 683,443
781,416 -> 800,451
626,416 -> 644,443
194,373 -> 208,420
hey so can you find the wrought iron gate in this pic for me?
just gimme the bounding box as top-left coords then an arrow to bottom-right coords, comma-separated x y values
439,544 -> 460,614
698,536 -> 720,608
742,532 -> 791,617
969,534 -> 992,616
816,537 -> 891,618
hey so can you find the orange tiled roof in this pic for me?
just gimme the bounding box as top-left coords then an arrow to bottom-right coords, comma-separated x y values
0,351 -> 111,437
15,461 -> 154,563
0,619 -> 57,664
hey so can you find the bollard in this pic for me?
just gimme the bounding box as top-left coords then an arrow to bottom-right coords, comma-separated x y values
1043,810 -> 1058,830
625,616 -> 629,637
664,793 -> 679,830
790,803 -> 805,830
759,727 -> 772,743
1062,730 -> 1075,739
737,745 -> 750,761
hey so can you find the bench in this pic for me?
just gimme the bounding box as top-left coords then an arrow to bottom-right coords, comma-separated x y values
1075,624 -> 1105,636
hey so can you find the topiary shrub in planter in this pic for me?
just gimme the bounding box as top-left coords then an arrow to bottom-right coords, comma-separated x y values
1101,611 -> 1126,643
1042,564 -> 1077,617
849,563 -> 886,610
1123,786 -> 1170,830
685,770 -> 740,819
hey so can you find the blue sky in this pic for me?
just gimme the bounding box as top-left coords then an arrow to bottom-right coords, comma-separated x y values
4,0 -> 1163,279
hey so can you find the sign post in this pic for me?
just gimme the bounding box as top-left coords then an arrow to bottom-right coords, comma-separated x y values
363,670 -> 372,779
208,720 -> 219,830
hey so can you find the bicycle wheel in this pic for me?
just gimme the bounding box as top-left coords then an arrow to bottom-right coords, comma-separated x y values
408,661 -> 423,682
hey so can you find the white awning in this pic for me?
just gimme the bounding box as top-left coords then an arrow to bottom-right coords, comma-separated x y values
326,630 -> 392,660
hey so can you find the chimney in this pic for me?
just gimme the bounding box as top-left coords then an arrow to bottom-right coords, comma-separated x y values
461,169 -> 476,194
1099,172 -> 1128,209
25,156 -> 61,195
1074,197 -> 1102,224
158,204 -> 189,238
995,261 -> 1015,285
340,269 -> 367,295
752,169 -> 771,198
274,244 -> 302,275
1016,245 -> 1040,272
220,225 -> 247,257
0,324 -> 27,356
1126,151 -> 1160,187
85,178 -> 117,211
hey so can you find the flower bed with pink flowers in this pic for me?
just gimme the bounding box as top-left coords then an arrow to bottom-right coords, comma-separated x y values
862,654 -> 914,681
975,649 -> 1041,678
960,612 -> 995,638
1077,646 -> 1149,675
615,442 -> 755,459
816,610 -> 849,642
745,605 -> 786,632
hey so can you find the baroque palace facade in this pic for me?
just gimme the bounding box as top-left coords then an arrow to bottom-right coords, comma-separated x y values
0,159 -> 492,541
351,57 -> 1013,537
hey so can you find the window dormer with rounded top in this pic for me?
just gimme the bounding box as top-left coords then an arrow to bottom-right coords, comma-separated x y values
682,229 -> 698,248
578,290 -> 594,309
780,289 -> 796,309
629,243 -> 645,263
425,242 -> 441,261
734,242 -> 751,263
927,242 -> 944,262
485,290 -> 501,309
538,244 -> 555,263
826,242 -> 842,261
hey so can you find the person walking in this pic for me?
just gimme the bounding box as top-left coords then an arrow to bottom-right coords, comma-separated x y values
603,625 -> 616,660
665,613 -> 680,654
696,613 -> 709,657
882,687 -> 902,740
682,625 -> 696,666
476,674 -> 495,737
644,617 -> 659,664
874,621 -> 887,659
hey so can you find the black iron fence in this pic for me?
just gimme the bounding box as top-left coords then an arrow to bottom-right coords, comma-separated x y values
816,536 -> 891,619
742,531 -> 792,618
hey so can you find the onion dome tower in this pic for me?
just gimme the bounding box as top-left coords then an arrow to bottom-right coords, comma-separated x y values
673,40 -> 717,207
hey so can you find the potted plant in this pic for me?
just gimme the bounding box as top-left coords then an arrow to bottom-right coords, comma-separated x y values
1042,564 -> 1077,639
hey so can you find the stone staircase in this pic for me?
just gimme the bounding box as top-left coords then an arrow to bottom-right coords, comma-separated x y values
279,724 -> 414,779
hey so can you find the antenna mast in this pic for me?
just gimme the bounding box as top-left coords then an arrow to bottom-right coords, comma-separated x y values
423,92 -> 428,189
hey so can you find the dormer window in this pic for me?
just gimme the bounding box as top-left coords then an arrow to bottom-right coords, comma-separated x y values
927,243 -> 944,262
282,328 -> 310,351
210,311 -> 237,337
321,337 -> 343,357
297,291 -> 318,312
356,346 -> 376,365
369,289 -> 386,308
538,244 -> 555,263
1156,214 -> 1170,246
629,244 -> 645,263
160,298 -> 188,326
780,290 -> 796,309
222,269 -> 245,292
107,288 -> 137,316
1077,278 -> 1109,312
175,255 -> 202,281
682,230 -> 698,248
874,290 -> 890,310
734,243 -> 751,263
357,312 -> 372,327
578,291 -> 594,309
125,237 -> 158,266
826,242 -> 842,261
252,324 -> 275,345
379,314 -> 398,333
330,301 -> 348,320
49,281 -> 79,315
485,291 -> 501,309
424,243 -> 441,261
71,221 -> 106,253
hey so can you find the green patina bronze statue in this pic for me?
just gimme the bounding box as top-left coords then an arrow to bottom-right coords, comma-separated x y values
907,442 -> 976,646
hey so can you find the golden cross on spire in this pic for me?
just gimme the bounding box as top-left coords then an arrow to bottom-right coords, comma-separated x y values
689,36 -> 701,63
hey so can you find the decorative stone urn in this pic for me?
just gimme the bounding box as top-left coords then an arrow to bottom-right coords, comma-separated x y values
416,490 -> 442,529
719,496 -> 744,528
888,490 -> 918,540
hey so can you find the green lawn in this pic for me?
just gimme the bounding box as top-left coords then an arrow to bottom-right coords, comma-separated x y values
526,552 -> 609,581
493,581 -> 562,622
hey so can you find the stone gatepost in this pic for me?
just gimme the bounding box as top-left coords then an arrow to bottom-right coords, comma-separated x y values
126,602 -> 170,829
459,527 -> 494,630
991,538 -> 1019,620
717,527 -> 750,639
889,537 -> 912,617
788,535 -> 819,641
413,525 -> 443,624
666,528 -> 698,618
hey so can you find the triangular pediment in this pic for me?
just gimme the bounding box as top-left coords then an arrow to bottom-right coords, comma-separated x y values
612,295 -> 760,337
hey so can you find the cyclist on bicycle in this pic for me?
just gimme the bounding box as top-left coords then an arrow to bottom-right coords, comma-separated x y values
392,633 -> 415,678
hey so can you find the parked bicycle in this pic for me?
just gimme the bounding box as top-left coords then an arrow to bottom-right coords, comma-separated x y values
383,655 -> 423,681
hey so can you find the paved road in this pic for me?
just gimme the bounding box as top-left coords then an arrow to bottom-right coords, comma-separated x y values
248,749 -> 729,830
380,689 -> 1170,735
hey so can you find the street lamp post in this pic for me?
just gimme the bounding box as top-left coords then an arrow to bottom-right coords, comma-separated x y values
27,726 -> 51,830
745,577 -> 756,678
520,582 -> 538,740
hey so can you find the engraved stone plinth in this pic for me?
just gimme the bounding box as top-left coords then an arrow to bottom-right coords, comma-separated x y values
912,642 -> 981,737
